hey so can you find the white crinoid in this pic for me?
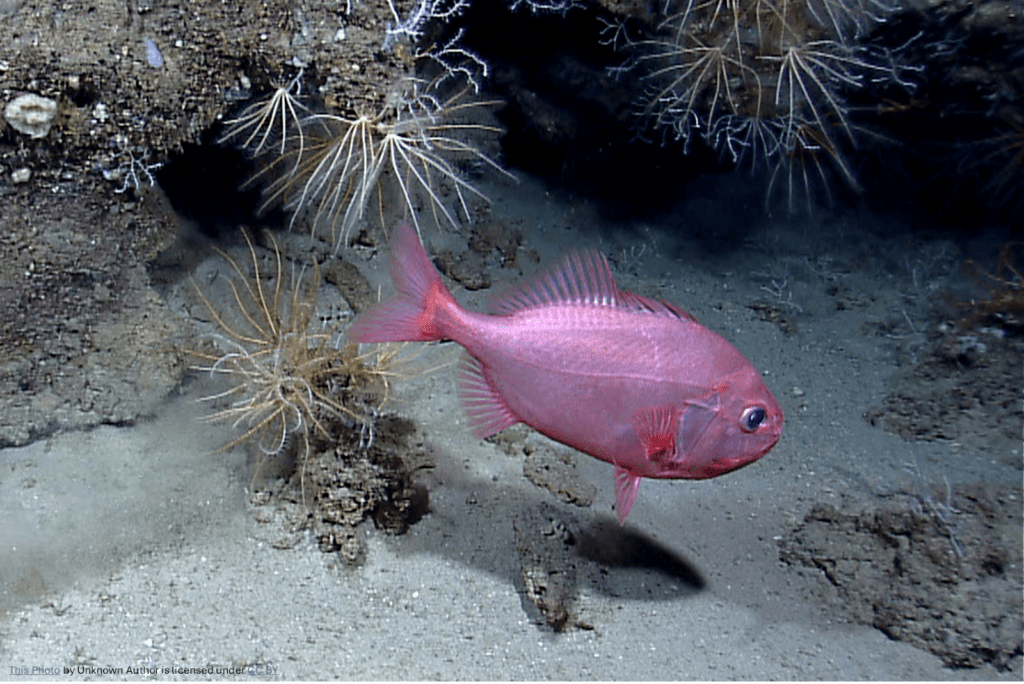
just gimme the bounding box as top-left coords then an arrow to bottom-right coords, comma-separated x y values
231,74 -> 513,251
218,70 -> 309,162
627,0 -> 910,210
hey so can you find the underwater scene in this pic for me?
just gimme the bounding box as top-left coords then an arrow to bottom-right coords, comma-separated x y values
0,0 -> 1021,679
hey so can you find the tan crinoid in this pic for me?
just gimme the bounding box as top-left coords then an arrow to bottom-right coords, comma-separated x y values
189,229 -> 408,485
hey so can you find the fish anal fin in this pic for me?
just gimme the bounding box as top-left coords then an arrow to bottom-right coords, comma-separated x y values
631,404 -> 682,464
457,353 -> 520,439
614,466 -> 642,524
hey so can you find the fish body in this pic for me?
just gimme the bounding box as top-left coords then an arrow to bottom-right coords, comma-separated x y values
349,226 -> 783,522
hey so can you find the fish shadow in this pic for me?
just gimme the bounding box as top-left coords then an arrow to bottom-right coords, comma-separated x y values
509,501 -> 705,631
575,518 -> 706,592
394,452 -> 706,632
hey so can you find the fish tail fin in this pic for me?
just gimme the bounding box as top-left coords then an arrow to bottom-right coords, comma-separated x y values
348,225 -> 457,343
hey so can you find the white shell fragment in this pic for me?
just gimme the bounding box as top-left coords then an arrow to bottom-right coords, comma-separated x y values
4,93 -> 58,139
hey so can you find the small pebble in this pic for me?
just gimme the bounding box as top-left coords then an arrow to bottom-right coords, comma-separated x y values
144,38 -> 163,68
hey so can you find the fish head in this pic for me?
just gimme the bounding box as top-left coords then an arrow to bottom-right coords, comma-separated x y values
662,367 -> 784,480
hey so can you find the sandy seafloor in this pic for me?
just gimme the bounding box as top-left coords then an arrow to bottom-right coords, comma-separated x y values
0,169 -> 1021,681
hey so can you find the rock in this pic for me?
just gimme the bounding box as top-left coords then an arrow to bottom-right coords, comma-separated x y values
4,94 -> 58,139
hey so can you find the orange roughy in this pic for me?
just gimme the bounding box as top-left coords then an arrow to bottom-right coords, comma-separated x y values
349,226 -> 783,523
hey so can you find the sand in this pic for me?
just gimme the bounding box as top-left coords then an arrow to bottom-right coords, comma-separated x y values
1,174 -> 1020,680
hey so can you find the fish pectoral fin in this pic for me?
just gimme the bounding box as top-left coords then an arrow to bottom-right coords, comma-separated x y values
614,466 -> 641,525
630,405 -> 681,464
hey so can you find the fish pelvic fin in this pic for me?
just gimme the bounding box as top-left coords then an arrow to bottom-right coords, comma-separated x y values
614,466 -> 642,524
348,224 -> 457,343
457,353 -> 520,438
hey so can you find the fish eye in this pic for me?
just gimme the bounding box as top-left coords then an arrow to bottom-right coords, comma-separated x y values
740,406 -> 767,433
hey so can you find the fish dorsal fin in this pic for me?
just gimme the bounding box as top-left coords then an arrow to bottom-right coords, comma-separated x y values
489,249 -> 621,314
489,248 -> 697,322
619,290 -> 698,322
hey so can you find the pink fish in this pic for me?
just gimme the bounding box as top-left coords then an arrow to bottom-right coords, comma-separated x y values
349,225 -> 784,523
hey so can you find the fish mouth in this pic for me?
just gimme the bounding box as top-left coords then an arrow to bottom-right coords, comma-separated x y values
708,436 -> 780,477
718,455 -> 761,475
690,454 -> 760,479
756,432 -> 782,458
